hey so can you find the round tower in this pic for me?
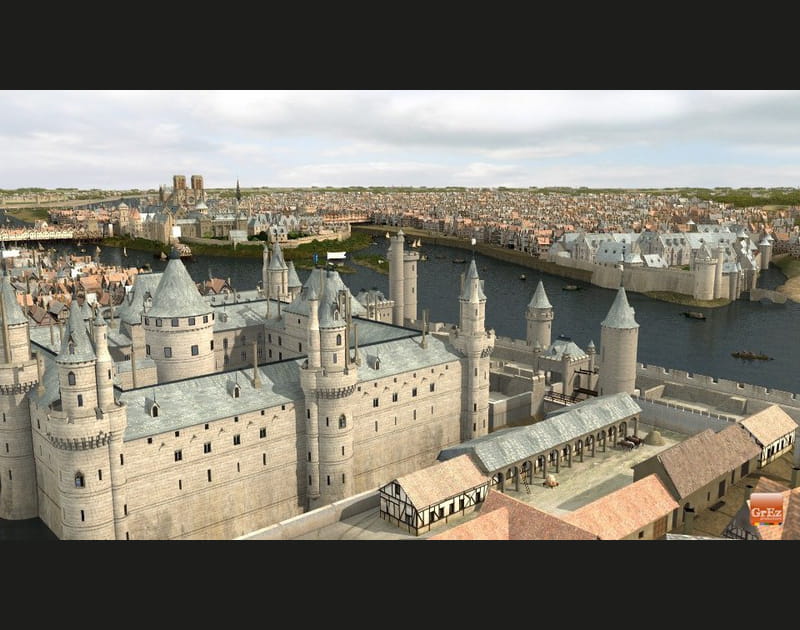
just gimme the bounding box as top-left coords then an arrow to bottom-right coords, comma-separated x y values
758,235 -> 772,271
142,249 -> 215,383
50,301 -> 117,539
692,244 -> 716,301
0,273 -> 40,520
388,230 -> 405,326
301,270 -> 358,510
403,248 -> 419,323
449,259 -> 495,441
597,286 -> 639,397
526,279 -> 553,350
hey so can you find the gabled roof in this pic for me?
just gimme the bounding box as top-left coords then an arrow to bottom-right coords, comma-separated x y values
388,454 -> 488,510
646,426 -> 761,500
563,474 -> 679,539
739,405 -> 798,447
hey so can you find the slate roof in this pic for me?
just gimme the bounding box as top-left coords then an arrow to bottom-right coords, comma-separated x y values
146,257 -> 211,318
564,474 -> 679,539
117,272 -> 163,325
601,287 -> 639,329
439,392 -> 641,472
56,300 -> 96,364
459,259 -> 486,301
0,273 -> 28,325
645,426 -> 761,500
527,280 -> 552,310
739,405 -> 798,447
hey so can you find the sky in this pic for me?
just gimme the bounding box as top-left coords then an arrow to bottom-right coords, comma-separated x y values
2,90 -> 800,191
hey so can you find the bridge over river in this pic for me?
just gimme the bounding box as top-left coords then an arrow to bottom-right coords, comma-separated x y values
0,227 -> 103,244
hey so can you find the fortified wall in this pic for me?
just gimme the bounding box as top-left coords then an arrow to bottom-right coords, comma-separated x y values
552,257 -> 697,295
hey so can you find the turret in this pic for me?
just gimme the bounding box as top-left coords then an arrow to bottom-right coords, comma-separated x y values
403,247 -> 419,323
449,259 -> 494,441
526,280 -> 553,350
758,235 -> 772,271
266,241 -> 289,303
692,243 -> 717,301
596,286 -> 639,396
93,306 -> 115,410
388,230 -> 405,326
0,272 -> 39,520
286,260 -> 303,302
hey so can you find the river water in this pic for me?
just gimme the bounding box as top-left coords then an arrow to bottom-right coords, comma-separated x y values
3,236 -> 798,539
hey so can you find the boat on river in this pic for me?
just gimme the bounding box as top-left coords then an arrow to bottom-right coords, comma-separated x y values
682,311 -> 706,320
731,350 -> 772,361
563,284 -> 582,291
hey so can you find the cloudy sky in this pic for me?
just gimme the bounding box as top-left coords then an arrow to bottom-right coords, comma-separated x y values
2,90 -> 800,191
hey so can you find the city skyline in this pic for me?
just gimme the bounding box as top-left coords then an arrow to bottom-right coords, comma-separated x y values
3,90 -> 800,191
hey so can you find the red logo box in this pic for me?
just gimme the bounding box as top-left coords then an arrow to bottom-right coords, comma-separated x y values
750,492 -> 784,526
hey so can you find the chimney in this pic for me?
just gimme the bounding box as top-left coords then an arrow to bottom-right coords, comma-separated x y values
682,506 -> 695,535
252,341 -> 261,389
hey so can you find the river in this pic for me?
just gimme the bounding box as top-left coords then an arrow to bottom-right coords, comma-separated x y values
2,236 -> 798,539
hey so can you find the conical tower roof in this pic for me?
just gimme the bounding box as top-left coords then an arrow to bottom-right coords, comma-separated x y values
460,259 -> 486,302
0,272 -> 27,325
57,300 -> 96,363
268,241 -> 287,271
528,280 -> 552,310
287,260 -> 302,288
601,287 -> 639,329
147,256 -> 210,318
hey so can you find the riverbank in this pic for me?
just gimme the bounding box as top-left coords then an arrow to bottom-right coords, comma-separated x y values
353,225 -> 728,308
772,253 -> 800,302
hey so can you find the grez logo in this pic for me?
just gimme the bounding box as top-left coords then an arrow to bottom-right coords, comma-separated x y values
750,492 -> 784,526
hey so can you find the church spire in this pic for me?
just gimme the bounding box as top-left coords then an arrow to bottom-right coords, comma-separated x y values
235,178 -> 241,203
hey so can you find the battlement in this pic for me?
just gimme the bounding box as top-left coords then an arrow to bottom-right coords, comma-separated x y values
637,363 -> 799,405
316,383 -> 358,399
48,431 -> 111,450
0,380 -> 38,394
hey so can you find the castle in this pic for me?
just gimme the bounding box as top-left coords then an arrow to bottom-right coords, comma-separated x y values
0,228 -> 644,539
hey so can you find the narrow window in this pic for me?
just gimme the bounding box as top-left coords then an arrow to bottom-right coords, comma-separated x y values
203,315 -> 208,323
373,398 -> 379,407
263,454 -> 267,465
174,450 -> 182,461
124,504 -> 127,516
205,423 -> 209,430
204,443 -> 211,453
327,475 -> 330,486
332,353 -> 337,364
299,342 -> 302,352
67,371 -> 76,386
80,510 -> 85,522
474,403 -> 477,412
233,435 -> 241,445
412,387 -> 417,397
336,334 -> 342,346
98,469 -> 102,481
179,479 -> 182,490
237,462 -> 240,473
175,431 -> 180,437
260,428 -> 266,438
339,415 -> 347,428
374,421 -> 378,432
308,451 -> 311,462
75,472 -> 84,487
241,351 -> 247,361
207,469 -> 212,482
392,392 -> 398,402
120,454 -> 124,465
413,410 -> 417,420
210,340 -> 214,350
77,394 -> 84,407
342,473 -> 345,484
188,317 -> 195,326
164,347 -> 172,358
309,475 -> 312,485
430,383 -> 435,392
342,446 -> 345,455
191,345 -> 199,356
156,318 -> 162,327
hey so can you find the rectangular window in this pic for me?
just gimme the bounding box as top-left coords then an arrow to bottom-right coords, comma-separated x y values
124,504 -> 127,516
342,473 -> 345,484
327,475 -> 330,486
98,469 -> 102,481
413,410 -> 417,420
171,318 -> 179,327
412,387 -> 417,397
156,318 -> 162,327
474,403 -> 477,412
120,454 -> 124,465
76,394 -> 83,407
174,450 -> 182,461
191,345 -> 199,356
179,479 -> 182,490
146,344 -> 151,356
188,317 -> 195,326
260,428 -> 266,438
204,442 -> 211,453
203,315 -> 208,323
241,351 -> 247,361
233,435 -> 241,445
263,454 -> 267,465
308,451 -> 312,461
342,446 -> 345,455
175,431 -> 180,437
210,340 -> 214,350
298,343 -> 302,352
81,510 -> 85,522
205,423 -> 209,430
207,469 -> 212,482
237,462 -> 240,472
430,383 -> 435,392
373,398 -> 379,407
164,347 -> 172,358
392,393 -> 398,402
374,421 -> 378,432
234,416 -> 239,422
